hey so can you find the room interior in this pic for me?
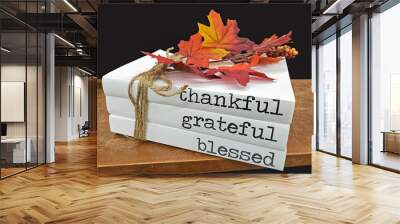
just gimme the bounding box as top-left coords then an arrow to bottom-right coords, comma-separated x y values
0,1 -> 97,178
1,0 -> 400,223
369,5 -> 400,170
0,30 -> 46,178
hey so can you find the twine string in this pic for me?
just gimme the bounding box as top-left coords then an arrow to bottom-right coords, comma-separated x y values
127,52 -> 188,140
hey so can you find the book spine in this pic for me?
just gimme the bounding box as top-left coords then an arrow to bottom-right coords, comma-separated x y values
102,82 -> 295,124
106,96 -> 290,150
109,114 -> 287,171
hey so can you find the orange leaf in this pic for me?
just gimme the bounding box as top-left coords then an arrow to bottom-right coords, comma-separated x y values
178,33 -> 228,68
249,54 -> 260,66
258,56 -> 282,65
205,60 -> 274,86
198,10 -> 254,54
254,31 -> 292,53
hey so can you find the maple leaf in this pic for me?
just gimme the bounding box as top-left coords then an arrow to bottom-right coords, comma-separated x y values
254,31 -> 292,53
178,33 -> 229,68
206,57 -> 274,86
173,61 -> 202,76
142,51 -> 219,79
198,10 -> 254,54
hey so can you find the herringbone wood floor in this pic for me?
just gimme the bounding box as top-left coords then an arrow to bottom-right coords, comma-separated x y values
1,135 -> 400,224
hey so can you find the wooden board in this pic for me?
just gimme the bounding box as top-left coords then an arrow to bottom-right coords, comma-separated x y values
97,79 -> 313,175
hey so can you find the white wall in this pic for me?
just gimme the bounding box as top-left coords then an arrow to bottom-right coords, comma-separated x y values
54,66 -> 69,141
1,82 -> 25,122
54,67 -> 89,141
1,63 -> 47,164
1,65 -> 26,139
71,72 -> 89,138
1,64 -> 39,138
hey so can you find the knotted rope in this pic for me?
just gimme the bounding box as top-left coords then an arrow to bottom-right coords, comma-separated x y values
127,50 -> 188,140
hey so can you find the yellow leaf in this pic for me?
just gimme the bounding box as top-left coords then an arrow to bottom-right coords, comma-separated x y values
198,10 -> 254,53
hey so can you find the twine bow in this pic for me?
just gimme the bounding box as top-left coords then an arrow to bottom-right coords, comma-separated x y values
127,49 -> 188,140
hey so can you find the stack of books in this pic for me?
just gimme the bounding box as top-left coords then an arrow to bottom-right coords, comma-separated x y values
102,50 -> 295,171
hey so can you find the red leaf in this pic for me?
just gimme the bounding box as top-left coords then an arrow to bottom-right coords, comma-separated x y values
224,70 -> 251,86
213,61 -> 274,86
254,31 -> 292,53
248,69 -> 274,80
142,51 -> 176,65
142,51 -> 211,78
173,62 -> 202,76
203,68 -> 222,79
178,33 -> 228,67
142,50 -> 272,86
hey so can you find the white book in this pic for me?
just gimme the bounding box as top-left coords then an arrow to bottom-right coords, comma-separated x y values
109,114 -> 286,171
106,95 -> 290,150
102,50 -> 295,124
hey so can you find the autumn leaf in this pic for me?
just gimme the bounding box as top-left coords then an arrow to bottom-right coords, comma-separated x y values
142,51 -> 220,79
178,33 -> 229,68
254,31 -> 292,53
205,68 -> 250,86
206,58 -> 274,86
173,62 -> 203,76
198,10 -> 254,54
258,56 -> 282,65
249,54 -> 260,66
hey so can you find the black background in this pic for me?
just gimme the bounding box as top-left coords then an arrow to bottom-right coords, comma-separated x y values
98,3 -> 311,79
